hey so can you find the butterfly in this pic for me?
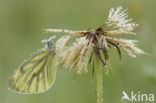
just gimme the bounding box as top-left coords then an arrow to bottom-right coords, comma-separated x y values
8,36 -> 57,94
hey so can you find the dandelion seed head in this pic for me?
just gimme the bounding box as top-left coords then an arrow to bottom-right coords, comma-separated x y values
47,6 -> 146,74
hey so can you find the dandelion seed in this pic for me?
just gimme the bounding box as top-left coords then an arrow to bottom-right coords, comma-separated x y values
106,6 -> 139,35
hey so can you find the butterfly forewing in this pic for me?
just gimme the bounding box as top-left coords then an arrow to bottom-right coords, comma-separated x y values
8,48 -> 57,94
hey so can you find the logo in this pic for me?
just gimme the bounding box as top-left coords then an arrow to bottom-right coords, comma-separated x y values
121,91 -> 154,102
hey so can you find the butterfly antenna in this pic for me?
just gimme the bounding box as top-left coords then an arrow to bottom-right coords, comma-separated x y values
48,35 -> 56,41
41,35 -> 56,43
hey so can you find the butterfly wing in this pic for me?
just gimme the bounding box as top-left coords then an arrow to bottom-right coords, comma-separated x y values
8,48 -> 57,94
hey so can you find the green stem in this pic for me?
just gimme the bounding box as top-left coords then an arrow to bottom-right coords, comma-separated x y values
96,56 -> 103,103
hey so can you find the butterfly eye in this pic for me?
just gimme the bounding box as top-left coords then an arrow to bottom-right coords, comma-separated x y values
47,41 -> 55,50
47,41 -> 52,45
47,41 -> 52,46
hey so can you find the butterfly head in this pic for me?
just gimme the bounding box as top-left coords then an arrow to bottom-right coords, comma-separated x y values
42,35 -> 56,50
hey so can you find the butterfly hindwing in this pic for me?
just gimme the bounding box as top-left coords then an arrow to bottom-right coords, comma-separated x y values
8,48 -> 57,94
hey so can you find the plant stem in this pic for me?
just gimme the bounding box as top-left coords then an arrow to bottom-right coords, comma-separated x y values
96,56 -> 103,103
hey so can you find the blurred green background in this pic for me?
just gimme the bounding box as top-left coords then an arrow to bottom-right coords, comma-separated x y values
0,0 -> 156,103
